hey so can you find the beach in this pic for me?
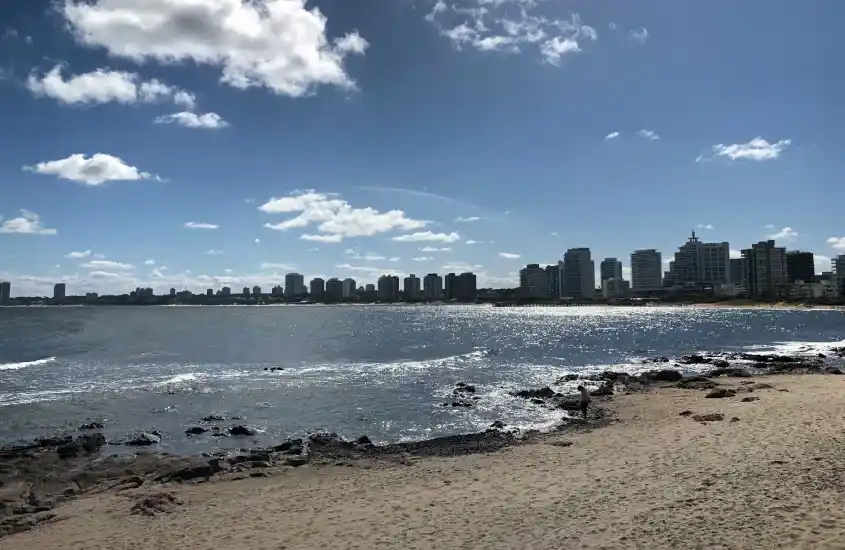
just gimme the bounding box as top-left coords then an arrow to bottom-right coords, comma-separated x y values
7,373 -> 845,549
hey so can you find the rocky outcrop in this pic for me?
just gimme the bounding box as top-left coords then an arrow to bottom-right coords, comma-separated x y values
453,382 -> 477,394
228,425 -> 257,437
511,387 -> 556,400
637,369 -> 684,383
705,388 -> 737,399
706,367 -> 752,378
122,432 -> 161,446
676,376 -> 719,390
691,413 -> 724,422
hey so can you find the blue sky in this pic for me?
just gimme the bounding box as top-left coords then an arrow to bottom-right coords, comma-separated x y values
0,0 -> 842,296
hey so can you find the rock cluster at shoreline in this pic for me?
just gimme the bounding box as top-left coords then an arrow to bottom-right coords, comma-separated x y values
1,349 -> 842,538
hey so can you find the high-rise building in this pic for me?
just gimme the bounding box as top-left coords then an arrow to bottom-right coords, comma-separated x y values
325,278 -> 343,300
663,232 -> 730,288
365,284 -> 375,293
452,273 -> 477,301
342,278 -> 356,299
729,258 -> 744,286
630,249 -> 662,291
403,274 -> 421,301
170,288 -> 177,297
309,277 -> 325,298
546,263 -> 563,299
221,287 -> 231,297
786,251 -> 815,283
562,248 -> 595,299
602,278 -> 630,299
284,273 -> 305,298
0,281 -> 10,303
599,258 -> 622,283
834,256 -> 845,297
207,289 -> 214,297
520,264 -> 549,299
444,273 -> 456,300
377,275 -> 400,301
53,283 -> 66,302
252,286 -> 262,297
742,240 -> 788,298
423,273 -> 443,300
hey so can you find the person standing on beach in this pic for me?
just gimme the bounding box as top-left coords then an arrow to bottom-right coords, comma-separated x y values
577,385 -> 591,419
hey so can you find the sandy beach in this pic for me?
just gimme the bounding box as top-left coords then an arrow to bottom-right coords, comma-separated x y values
6,373 -> 845,549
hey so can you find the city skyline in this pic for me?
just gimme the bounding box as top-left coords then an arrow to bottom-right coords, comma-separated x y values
1,1 -> 842,297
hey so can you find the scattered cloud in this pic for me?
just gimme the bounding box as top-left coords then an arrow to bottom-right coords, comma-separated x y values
815,255 -> 832,272
154,112 -> 229,130
604,131 -> 620,140
65,250 -> 92,259
393,232 -> 460,243
420,246 -> 452,253
300,233 -> 343,243
697,224 -> 714,230
205,249 -> 224,255
24,153 -> 158,186
144,259 -> 155,266
81,260 -> 133,271
768,227 -> 798,241
630,28 -> 649,43
465,240 -> 489,245
185,221 -> 219,230
335,263 -> 399,275
27,65 -> 195,108
351,253 -> 387,261
764,224 -> 776,229
709,137 -> 791,161
412,256 -> 434,262
61,0 -> 368,97
0,210 -> 58,235
730,249 -> 742,259
550,232 -> 558,237
499,252 -> 521,259
455,216 -> 481,223
261,262 -> 296,271
261,190 -> 426,241
636,129 -> 660,141
254,239 -> 260,244
442,262 -> 482,272
827,237 -> 845,251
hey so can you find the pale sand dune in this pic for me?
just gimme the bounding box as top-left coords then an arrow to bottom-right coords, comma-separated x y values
11,375 -> 845,549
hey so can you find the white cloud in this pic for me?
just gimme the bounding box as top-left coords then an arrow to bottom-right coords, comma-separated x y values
61,0 -> 368,97
696,224 -> 714,230
827,237 -> 845,251
730,249 -> 742,259
81,260 -> 134,271
420,246 -> 452,253
144,259 -> 155,265
540,37 -> 581,65
630,28 -> 649,43
335,263 -> 399,275
27,65 -> 195,108
604,131 -> 620,140
65,250 -> 92,259
455,216 -> 481,223
815,255 -> 832,272
465,240 -> 489,245
413,256 -> 434,262
0,210 -> 58,235
442,262 -> 482,272
710,137 -> 791,161
550,232 -> 558,237
764,224 -> 776,229
154,112 -> 229,129
636,129 -> 660,141
393,232 -> 460,243
24,153 -> 158,186
768,227 -> 798,241
254,239 -> 260,244
499,252 -> 521,259
260,190 -> 426,240
352,253 -> 387,261
205,249 -> 224,255
261,262 -> 296,270
300,233 -> 343,243
185,222 -> 219,230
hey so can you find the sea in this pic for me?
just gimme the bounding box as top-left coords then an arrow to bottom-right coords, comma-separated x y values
1,305 -> 843,454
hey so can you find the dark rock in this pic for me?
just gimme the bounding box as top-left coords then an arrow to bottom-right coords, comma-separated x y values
818,353 -> 827,358
550,396 -> 582,411
490,421 -> 505,429
530,398 -> 545,405
355,435 -> 373,446
79,433 -> 106,453
676,376 -> 719,390
589,382 -> 614,397
511,387 -> 556,400
638,369 -> 684,383
249,471 -> 268,478
730,417 -> 741,423
707,367 -> 752,378
751,383 -> 775,390
56,442 -> 82,459
824,366 -> 843,375
680,355 -> 709,365
78,422 -> 104,431
156,458 -> 221,482
710,359 -> 730,369
453,384 -> 477,394
705,388 -> 736,399
124,432 -> 161,446
548,440 -> 573,447
228,425 -> 257,437
558,374 -> 580,383
185,427 -> 209,435
273,439 -> 303,453
741,396 -> 760,402
450,401 -> 473,408
691,413 -> 724,422
285,455 -> 309,467
201,415 -> 225,422
679,410 -> 693,416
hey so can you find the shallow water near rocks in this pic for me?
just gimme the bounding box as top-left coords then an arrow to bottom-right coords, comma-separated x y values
0,305 -> 843,454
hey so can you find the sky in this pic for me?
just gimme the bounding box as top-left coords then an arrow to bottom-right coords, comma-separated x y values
0,0 -> 842,297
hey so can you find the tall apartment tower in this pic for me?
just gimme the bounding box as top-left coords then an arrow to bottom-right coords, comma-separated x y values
742,240 -> 788,298
0,281 -> 10,304
599,258 -> 623,283
786,251 -> 815,283
53,283 -> 67,302
377,275 -> 400,302
630,249 -> 663,291
403,274 -> 421,301
423,273 -> 443,300
562,248 -> 595,299
284,273 -> 305,298
664,231 -> 730,287
520,264 -> 550,298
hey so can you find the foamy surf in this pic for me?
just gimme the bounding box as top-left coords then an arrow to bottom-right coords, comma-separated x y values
0,357 -> 56,371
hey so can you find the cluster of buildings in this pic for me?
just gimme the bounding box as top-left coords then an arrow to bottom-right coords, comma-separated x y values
519,232 -> 845,302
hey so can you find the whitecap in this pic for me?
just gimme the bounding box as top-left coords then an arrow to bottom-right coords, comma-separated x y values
0,357 -> 56,371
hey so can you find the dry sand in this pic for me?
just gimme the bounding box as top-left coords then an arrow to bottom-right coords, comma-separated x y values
10,375 -> 845,550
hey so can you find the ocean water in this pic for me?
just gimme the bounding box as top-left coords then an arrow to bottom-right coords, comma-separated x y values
1,305 -> 843,454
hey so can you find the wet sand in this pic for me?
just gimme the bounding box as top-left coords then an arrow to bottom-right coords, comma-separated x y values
8,374 -> 845,549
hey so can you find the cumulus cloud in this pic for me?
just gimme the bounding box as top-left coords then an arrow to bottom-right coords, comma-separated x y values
392,232 -> 460,243
630,28 -> 649,43
81,260 -> 134,270
154,112 -> 229,129
420,246 -> 452,253
144,259 -> 156,265
604,131 -> 620,140
827,237 -> 845,251
413,256 -> 434,262
260,190 -> 426,242
768,227 -> 798,241
709,137 -> 791,161
61,0 -> 369,97
65,250 -> 92,259
427,3 -> 597,65
498,252 -> 521,259
636,129 -> 660,141
0,210 -> 58,235
442,262 -> 482,272
27,65 -> 195,108
24,153 -> 158,186
185,222 -> 219,230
